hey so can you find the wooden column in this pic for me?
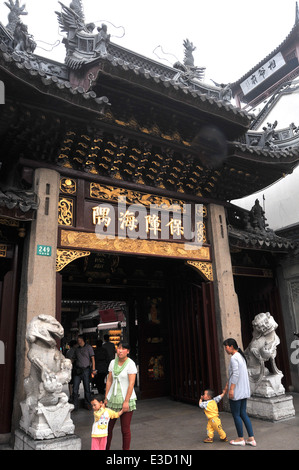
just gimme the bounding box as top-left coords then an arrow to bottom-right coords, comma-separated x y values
208,203 -> 243,388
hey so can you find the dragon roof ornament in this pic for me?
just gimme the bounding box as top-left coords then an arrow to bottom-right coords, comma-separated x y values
5,0 -> 27,35
173,38 -> 206,83
54,2 -> 238,106
3,0 -> 36,54
56,0 -> 110,69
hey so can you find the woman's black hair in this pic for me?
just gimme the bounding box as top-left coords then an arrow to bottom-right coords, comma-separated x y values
117,341 -> 130,351
223,338 -> 247,363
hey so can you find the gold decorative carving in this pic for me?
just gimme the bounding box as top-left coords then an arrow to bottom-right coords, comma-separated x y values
102,110 -> 188,145
60,178 -> 76,195
90,182 -> 205,214
0,244 -> 7,257
196,220 -> 207,245
0,217 -> 19,227
56,249 -> 91,272
186,260 -> 213,281
60,230 -> 210,261
58,198 -> 74,226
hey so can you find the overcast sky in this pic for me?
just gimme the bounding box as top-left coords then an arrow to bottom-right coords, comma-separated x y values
0,0 -> 297,85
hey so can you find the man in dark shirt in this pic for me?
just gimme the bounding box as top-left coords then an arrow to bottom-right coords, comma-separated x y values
102,334 -> 116,364
73,335 -> 95,410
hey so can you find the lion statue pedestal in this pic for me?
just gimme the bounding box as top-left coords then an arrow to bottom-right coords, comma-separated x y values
14,315 -> 81,450
245,312 -> 295,421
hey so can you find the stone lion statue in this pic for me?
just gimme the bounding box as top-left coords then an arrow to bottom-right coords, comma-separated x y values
20,314 -> 75,440
245,312 -> 284,397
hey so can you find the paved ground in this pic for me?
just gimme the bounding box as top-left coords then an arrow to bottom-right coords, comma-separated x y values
3,392 -> 298,455
72,392 -> 299,451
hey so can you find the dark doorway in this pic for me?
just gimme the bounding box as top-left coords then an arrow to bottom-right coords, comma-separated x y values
0,239 -> 22,434
58,253 -> 221,402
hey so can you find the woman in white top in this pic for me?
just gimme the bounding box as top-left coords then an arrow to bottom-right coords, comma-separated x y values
223,338 -> 257,447
104,341 -> 137,450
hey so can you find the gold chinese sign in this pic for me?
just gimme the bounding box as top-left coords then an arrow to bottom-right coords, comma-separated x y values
91,203 -> 204,244
90,183 -> 207,236
90,183 -> 206,247
58,180 -> 211,276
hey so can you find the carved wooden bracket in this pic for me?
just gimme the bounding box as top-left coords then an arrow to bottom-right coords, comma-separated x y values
186,260 -> 213,281
56,248 -> 91,272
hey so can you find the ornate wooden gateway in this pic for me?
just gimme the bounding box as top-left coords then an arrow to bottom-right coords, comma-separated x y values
0,0 -> 299,440
55,173 -> 217,400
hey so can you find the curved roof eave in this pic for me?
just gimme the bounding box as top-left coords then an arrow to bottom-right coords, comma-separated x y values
94,53 -> 253,126
228,140 -> 299,174
231,21 -> 299,90
0,43 -> 111,117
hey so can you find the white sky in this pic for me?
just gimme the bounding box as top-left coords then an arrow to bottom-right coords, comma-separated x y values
0,0 -> 297,84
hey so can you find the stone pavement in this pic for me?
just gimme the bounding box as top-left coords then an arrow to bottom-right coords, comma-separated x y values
72,392 -> 299,451
3,393 -> 298,453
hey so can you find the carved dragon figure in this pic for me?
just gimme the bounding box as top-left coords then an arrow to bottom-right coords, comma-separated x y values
20,314 -> 74,439
183,38 -> 196,67
5,0 -> 27,35
173,38 -> 206,83
4,0 -> 36,54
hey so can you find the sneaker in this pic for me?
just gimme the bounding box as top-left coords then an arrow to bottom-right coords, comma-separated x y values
221,437 -> 228,442
203,437 -> 213,443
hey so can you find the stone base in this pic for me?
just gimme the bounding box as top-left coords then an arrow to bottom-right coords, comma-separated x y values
14,429 -> 81,450
247,394 -> 295,421
19,401 -> 75,440
250,373 -> 285,398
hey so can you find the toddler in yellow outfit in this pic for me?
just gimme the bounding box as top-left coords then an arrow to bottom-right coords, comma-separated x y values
199,389 -> 227,443
91,394 -> 123,450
